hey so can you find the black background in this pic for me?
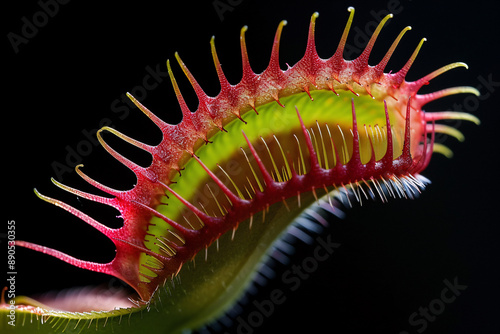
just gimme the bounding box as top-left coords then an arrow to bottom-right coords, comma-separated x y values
3,0 -> 500,333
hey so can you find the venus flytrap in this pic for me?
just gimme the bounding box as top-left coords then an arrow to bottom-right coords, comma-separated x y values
1,7 -> 479,334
